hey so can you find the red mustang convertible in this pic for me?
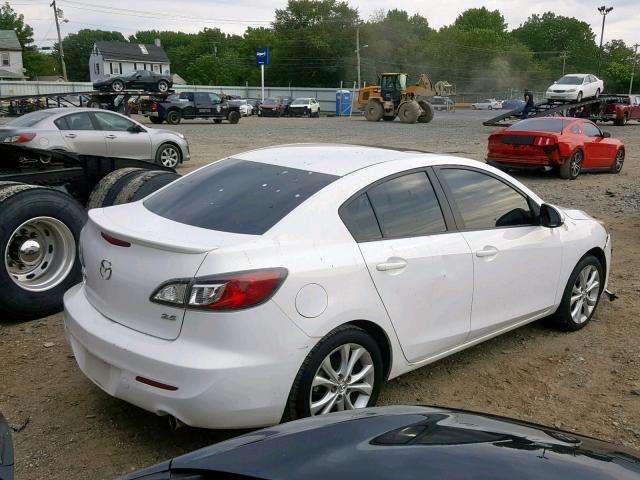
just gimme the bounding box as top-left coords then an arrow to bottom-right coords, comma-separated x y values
487,117 -> 625,179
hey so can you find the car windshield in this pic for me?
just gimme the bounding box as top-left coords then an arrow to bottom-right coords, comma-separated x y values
292,99 -> 309,105
507,118 -> 567,133
7,110 -> 54,127
431,97 -> 444,104
263,98 -> 278,105
144,159 -> 338,235
557,76 -> 583,85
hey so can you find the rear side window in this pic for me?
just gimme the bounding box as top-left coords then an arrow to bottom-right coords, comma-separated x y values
144,159 -> 338,235
366,172 -> 446,238
58,112 -> 94,131
340,194 -> 382,242
439,169 -> 534,229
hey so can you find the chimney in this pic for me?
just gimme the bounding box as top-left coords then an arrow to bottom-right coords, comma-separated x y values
154,38 -> 161,47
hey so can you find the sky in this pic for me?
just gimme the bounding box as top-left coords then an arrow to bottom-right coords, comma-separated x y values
12,0 -> 640,49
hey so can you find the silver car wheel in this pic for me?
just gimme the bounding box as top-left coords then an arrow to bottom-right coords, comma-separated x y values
158,81 -> 169,93
4,216 -> 76,292
159,145 -> 180,168
570,265 -> 600,324
112,80 -> 124,92
571,150 -> 582,177
310,343 -> 375,416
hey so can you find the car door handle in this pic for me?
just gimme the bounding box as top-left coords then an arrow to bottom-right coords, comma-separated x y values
64,133 -> 77,138
376,259 -> 408,271
476,246 -> 499,258
106,134 -> 117,139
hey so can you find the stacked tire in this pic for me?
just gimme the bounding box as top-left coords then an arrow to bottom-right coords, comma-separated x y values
0,169 -> 180,321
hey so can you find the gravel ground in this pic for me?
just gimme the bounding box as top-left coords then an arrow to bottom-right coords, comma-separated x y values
1,110 -> 639,479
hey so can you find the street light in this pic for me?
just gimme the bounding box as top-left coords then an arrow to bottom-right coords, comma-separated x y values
355,27 -> 368,89
597,5 -> 613,74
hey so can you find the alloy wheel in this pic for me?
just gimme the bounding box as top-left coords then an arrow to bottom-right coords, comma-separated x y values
159,146 -> 180,167
309,343 -> 375,415
112,80 -> 124,92
570,265 -> 600,324
614,150 -> 624,172
4,217 -> 76,292
571,151 -> 582,178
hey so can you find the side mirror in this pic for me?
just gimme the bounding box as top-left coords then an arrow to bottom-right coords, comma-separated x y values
539,204 -> 563,228
601,131 -> 611,138
127,124 -> 143,133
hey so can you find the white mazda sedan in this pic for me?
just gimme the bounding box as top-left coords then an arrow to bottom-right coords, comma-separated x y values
64,144 -> 611,429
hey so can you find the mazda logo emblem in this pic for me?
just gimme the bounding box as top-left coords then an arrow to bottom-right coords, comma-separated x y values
99,259 -> 112,280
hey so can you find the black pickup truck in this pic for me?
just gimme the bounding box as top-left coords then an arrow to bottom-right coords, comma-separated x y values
140,91 -> 241,125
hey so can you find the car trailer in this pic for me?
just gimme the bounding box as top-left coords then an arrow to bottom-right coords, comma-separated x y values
0,89 -> 173,117
0,144 -> 180,322
483,96 -> 618,126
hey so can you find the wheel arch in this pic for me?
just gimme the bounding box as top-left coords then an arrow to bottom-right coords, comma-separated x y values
155,141 -> 183,163
584,246 -> 607,280
347,319 -> 393,380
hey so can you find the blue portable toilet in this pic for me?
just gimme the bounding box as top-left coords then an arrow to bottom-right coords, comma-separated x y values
335,90 -> 352,116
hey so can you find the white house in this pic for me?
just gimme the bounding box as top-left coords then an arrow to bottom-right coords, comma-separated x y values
89,40 -> 170,82
0,30 -> 27,80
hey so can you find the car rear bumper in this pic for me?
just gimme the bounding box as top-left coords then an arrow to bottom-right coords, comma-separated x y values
487,155 -> 559,169
63,283 -> 310,429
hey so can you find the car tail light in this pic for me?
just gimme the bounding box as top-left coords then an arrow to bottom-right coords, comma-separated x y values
150,268 -> 288,311
488,135 -> 501,147
151,102 -> 158,110
3,132 -> 36,144
534,136 -> 555,146
101,232 -> 131,247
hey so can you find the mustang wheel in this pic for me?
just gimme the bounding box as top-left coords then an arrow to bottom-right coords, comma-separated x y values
285,325 -> 383,420
111,80 -> 124,92
610,149 -> 624,173
559,149 -> 582,180
549,255 -> 603,331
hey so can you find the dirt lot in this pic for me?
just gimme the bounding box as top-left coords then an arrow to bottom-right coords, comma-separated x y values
1,110 -> 639,479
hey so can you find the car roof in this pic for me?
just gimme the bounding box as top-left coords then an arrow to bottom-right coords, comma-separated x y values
232,144 -> 481,177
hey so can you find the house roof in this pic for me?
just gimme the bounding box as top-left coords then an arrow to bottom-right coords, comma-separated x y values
95,41 -> 170,63
0,30 -> 22,50
0,68 -> 27,79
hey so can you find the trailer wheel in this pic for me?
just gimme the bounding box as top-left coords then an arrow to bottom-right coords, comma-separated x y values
0,184 -> 85,321
417,100 -> 435,123
86,168 -> 144,209
113,170 -> 180,205
398,101 -> 420,124
166,110 -> 182,125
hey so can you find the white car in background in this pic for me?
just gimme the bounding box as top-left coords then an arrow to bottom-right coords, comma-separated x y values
471,98 -> 502,110
64,144 -> 611,429
545,74 -> 604,103
231,99 -> 253,116
289,97 -> 321,117
0,108 -> 189,168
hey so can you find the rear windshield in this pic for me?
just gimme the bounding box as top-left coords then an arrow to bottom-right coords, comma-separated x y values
507,118 -> 567,133
144,159 -> 338,235
7,110 -> 54,127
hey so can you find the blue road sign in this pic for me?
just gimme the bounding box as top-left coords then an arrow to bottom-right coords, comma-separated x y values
256,48 -> 270,65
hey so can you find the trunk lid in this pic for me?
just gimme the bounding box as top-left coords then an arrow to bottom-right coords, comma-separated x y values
82,203 -> 253,340
489,131 -> 557,157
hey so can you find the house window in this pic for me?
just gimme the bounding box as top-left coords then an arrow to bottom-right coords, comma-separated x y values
153,64 -> 160,73
134,63 -> 137,70
1,53 -> 9,66
112,62 -> 121,75
94,63 -> 100,75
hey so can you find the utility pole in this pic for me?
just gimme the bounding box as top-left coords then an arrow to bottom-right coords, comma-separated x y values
560,51 -> 568,75
630,43 -> 639,95
355,26 -> 368,89
597,5 -> 613,74
50,0 -> 67,80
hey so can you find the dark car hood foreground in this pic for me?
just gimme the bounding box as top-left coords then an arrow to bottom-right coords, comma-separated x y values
123,406 -> 640,479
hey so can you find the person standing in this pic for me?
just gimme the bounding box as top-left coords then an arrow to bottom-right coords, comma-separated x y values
522,90 -> 534,119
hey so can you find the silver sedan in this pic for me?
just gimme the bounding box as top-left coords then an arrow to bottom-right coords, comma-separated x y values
0,108 -> 189,168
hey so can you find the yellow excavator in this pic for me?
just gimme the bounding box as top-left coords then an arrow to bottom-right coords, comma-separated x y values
355,73 -> 454,123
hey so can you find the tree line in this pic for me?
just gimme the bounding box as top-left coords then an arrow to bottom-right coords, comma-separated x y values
2,1 -> 638,95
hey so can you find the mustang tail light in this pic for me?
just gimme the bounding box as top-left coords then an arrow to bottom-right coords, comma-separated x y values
534,136 -> 556,146
3,132 -> 36,144
150,268 -> 288,311
488,135 -> 501,147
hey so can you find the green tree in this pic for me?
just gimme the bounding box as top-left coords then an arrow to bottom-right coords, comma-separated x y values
22,50 -> 59,77
55,29 -> 126,81
0,2 -> 33,46
601,40 -> 634,93
454,7 -> 507,33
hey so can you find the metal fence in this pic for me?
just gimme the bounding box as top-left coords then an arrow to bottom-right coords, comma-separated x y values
0,81 -> 357,114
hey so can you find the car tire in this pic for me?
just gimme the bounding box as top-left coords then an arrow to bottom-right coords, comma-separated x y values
149,117 -> 163,124
113,170 -> 180,205
488,105 -> 493,110
155,143 -> 181,168
471,105 -> 477,110
595,88 -> 600,99
166,110 -> 182,125
111,80 -> 125,93
86,168 -> 144,209
610,148 -> 624,173
548,255 -> 604,332
397,101 -> 420,124
86,100 -> 100,109
284,325 -> 383,421
364,101 -> 384,122
559,149 -> 582,180
228,111 -> 241,124
157,80 -> 169,93
0,183 -> 86,322
577,91 -> 583,103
